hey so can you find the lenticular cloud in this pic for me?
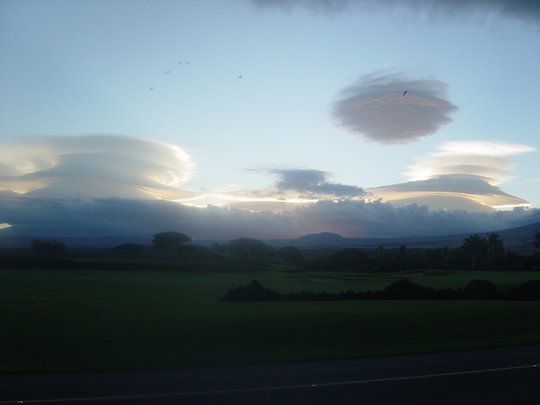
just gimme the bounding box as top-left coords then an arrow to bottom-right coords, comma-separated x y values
332,71 -> 458,144
406,140 -> 536,184
0,134 -> 196,200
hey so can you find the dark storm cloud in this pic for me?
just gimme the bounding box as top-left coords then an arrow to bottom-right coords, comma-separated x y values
253,168 -> 366,198
252,0 -> 540,24
332,72 -> 458,144
1,195 -> 539,239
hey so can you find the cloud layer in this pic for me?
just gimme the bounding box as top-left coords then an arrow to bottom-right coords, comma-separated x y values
332,72 -> 458,144
253,0 -> 540,24
0,135 -> 536,240
0,135 -> 197,200
1,195 -> 539,239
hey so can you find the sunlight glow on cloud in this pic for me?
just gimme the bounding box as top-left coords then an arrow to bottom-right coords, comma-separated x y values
366,175 -> 530,213
357,140 -> 537,212
406,140 -> 536,184
332,71 -> 458,144
1,196 -> 539,239
137,167 -> 367,212
0,135 -> 197,200
0,135 -> 536,239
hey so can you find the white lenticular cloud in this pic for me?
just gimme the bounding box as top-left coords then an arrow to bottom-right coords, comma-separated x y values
406,140 -> 536,184
437,141 -> 536,157
332,71 -> 458,144
0,135 -> 197,200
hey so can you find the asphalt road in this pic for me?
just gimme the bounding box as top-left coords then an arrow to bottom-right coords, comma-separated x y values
1,345 -> 540,404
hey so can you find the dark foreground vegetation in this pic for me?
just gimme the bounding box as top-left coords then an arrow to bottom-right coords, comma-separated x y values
2,230 -> 540,372
2,268 -> 540,373
221,278 -> 540,302
3,228 -> 540,274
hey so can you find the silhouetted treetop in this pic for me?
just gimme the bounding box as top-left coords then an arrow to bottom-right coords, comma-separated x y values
213,238 -> 273,263
152,232 -> 191,251
221,278 -> 540,302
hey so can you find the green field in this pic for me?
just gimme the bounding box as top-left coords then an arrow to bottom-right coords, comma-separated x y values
2,268 -> 540,373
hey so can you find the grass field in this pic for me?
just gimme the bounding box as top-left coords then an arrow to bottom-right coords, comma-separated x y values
1,268 -> 540,373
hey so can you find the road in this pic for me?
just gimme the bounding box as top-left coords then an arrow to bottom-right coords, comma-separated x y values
1,345 -> 540,404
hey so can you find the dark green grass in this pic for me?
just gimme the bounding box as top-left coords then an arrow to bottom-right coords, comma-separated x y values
1,269 -> 540,373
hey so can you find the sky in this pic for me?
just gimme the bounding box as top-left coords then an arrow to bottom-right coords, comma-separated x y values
1,0 -> 540,240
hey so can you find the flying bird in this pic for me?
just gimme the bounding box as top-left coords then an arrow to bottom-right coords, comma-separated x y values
238,75 -> 243,79
166,71 -> 171,74
403,91 -> 408,95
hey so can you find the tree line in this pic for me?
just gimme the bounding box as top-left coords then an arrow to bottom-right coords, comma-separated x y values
14,228 -> 540,273
141,229 -> 540,272
220,278 -> 540,302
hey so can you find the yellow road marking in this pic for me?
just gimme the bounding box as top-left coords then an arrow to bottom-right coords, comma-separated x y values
1,364 -> 537,404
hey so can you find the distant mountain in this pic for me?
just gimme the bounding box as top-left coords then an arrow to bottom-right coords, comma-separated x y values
491,221 -> 540,240
269,222 -> 540,252
296,232 -> 346,246
1,222 -> 538,253
0,235 -> 152,249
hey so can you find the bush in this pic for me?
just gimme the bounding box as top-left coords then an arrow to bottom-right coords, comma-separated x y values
220,280 -> 282,302
504,279 -> 540,301
463,279 -> 498,300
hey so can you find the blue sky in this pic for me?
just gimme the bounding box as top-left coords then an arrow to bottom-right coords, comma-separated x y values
1,0 -> 540,239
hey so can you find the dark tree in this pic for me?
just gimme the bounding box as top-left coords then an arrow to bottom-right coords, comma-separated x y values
278,246 -> 304,269
181,245 -> 217,261
333,248 -> 370,271
505,279 -> 540,301
220,279 -> 282,301
503,250 -> 522,269
151,232 -> 191,251
486,233 -> 505,269
376,246 -> 393,272
30,239 -> 66,257
463,279 -> 498,300
216,238 -> 274,263
383,278 -> 437,300
426,248 -> 452,270
462,234 -> 488,269
396,245 -> 408,271
533,228 -> 540,251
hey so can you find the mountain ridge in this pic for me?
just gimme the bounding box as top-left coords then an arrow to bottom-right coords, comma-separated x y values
1,222 -> 538,252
